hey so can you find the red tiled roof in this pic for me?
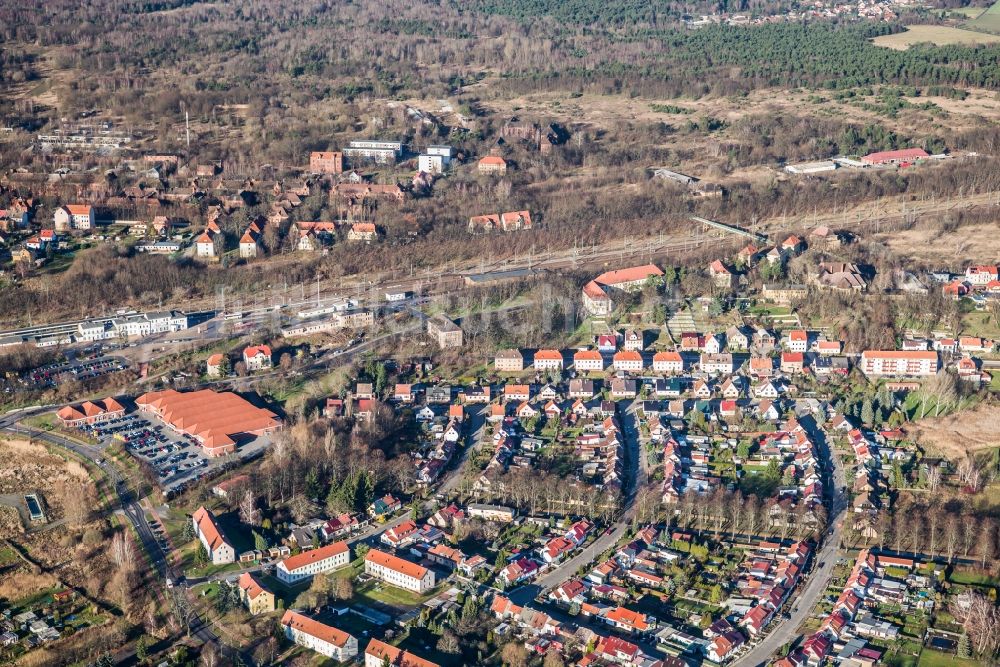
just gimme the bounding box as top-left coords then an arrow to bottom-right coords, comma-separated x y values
593,264 -> 663,287
281,610 -> 353,647
280,541 -> 348,572
365,549 -> 427,580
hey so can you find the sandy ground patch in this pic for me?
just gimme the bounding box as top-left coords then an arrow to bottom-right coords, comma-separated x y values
908,402 -> 1000,460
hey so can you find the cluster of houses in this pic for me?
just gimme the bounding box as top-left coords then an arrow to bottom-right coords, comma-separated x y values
776,551 -> 928,667
942,264 -> 1000,301
496,519 -> 594,588
705,541 -> 813,662
492,529 -> 669,666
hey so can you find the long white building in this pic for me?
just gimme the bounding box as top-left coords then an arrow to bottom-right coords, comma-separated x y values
281,610 -> 358,661
276,541 -> 350,584
859,350 -> 938,377
364,549 -> 435,593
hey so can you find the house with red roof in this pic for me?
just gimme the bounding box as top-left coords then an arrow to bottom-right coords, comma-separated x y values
709,631 -> 745,663
57,397 -> 126,427
54,204 -> 94,231
478,155 -> 507,175
243,344 -> 273,372
581,264 -> 663,316
277,541 -> 350,584
192,506 -> 235,564
281,610 -> 358,661
710,259 -> 735,290
861,147 -> 929,166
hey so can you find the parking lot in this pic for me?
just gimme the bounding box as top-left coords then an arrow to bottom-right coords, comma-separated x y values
24,355 -> 128,389
85,413 -> 210,493
85,411 -> 275,495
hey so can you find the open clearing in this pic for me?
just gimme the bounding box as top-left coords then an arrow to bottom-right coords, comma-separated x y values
872,25 -> 1000,49
876,220 -> 1000,265
908,402 -> 1000,460
966,0 -> 1000,33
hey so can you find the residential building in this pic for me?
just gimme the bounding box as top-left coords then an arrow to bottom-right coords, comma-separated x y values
364,639 -> 441,667
427,314 -> 463,348
196,231 -> 216,258
237,572 -> 276,614
495,349 -> 525,372
342,139 -> 402,164
348,222 -> 378,242
709,260 -> 735,290
135,388 -> 281,457
281,610 -> 358,661
701,353 -> 734,375
276,541 -> 350,584
310,151 -> 343,174
243,345 -> 273,371
54,204 -> 94,231
574,349 -> 605,372
364,549 -> 435,593
786,330 -> 808,352
239,228 -> 261,259
582,264 -> 663,316
861,147 -> 929,166
859,351 -> 938,377
613,350 -> 644,373
418,147 -> 452,174
56,397 -> 126,426
192,506 -> 235,564
781,352 -> 805,374
478,155 -> 508,175
652,351 -> 683,374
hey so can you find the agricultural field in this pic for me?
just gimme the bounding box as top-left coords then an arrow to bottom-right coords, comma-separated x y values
872,24 -> 1000,49
965,0 -> 1000,33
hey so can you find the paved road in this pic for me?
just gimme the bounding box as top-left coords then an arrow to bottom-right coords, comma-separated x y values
732,416 -> 848,667
511,402 -> 643,603
0,409 -> 223,651
433,403 -> 488,502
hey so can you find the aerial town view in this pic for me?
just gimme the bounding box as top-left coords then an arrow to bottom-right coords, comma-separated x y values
2,0 -> 1000,666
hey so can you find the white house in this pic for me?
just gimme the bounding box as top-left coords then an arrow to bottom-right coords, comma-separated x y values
276,541 -> 350,584
192,506 -> 235,564
243,345 -> 273,371
281,610 -> 358,661
652,351 -> 683,374
364,549 -> 435,593
196,231 -> 216,258
54,204 -> 94,231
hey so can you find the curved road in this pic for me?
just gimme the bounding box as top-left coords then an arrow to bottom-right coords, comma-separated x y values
0,408 -> 223,650
732,418 -> 848,667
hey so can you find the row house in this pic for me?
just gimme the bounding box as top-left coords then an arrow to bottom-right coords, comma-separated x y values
652,351 -> 684,374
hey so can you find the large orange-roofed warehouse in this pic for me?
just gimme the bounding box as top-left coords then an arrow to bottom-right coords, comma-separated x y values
135,389 -> 281,456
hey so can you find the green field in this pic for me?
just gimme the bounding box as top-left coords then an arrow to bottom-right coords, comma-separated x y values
917,648 -> 980,667
966,0 -> 1000,33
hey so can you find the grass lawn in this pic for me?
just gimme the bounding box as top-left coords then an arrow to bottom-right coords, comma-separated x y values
917,648 -> 979,667
989,371 -> 1000,392
354,578 -> 437,609
948,569 -> 1000,587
